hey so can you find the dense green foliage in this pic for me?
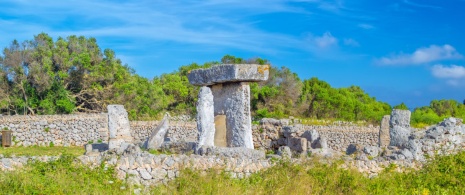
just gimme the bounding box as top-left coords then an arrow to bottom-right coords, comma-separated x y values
411,99 -> 465,127
0,34 -> 463,125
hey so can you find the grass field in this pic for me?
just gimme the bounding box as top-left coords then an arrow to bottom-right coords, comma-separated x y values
0,146 -> 85,157
1,149 -> 465,194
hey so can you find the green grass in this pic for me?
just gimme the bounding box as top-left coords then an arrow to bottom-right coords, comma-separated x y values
154,152 -> 465,195
2,149 -> 465,194
0,146 -> 84,157
0,154 -> 133,194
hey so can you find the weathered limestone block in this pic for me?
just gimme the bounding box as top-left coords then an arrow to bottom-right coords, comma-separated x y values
196,86 -> 215,147
146,113 -> 170,150
390,126 -> 411,148
390,109 -> 411,128
196,146 -> 265,160
108,105 -> 133,150
389,109 -> 411,148
188,64 -> 270,86
379,115 -> 390,147
223,83 -> 253,149
288,137 -> 307,153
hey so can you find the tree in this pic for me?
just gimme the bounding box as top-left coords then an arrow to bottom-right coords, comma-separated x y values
393,102 -> 409,110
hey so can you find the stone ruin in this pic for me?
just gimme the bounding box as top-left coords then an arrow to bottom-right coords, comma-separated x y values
188,64 -> 270,149
108,105 -> 133,150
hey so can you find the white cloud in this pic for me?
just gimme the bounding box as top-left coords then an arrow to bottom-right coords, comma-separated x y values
431,64 -> 465,87
307,32 -> 338,49
376,44 -> 463,65
431,65 -> 465,79
343,38 -> 359,47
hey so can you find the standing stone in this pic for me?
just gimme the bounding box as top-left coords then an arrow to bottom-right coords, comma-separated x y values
390,109 -> 411,128
223,82 -> 253,149
108,105 -> 133,150
389,109 -> 411,148
188,64 -> 269,149
379,115 -> 390,147
196,86 -> 215,147
146,113 -> 170,150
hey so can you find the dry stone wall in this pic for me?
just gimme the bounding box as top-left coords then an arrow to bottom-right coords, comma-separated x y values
0,114 -> 378,151
253,120 -> 379,152
0,114 -> 108,147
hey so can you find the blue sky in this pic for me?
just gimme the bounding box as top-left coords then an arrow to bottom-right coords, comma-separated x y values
1,0 -> 465,108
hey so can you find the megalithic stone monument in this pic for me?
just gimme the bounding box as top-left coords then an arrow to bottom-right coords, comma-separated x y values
188,64 -> 270,149
108,105 -> 133,150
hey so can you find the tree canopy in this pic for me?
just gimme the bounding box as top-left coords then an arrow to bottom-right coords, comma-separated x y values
1,34 -> 463,125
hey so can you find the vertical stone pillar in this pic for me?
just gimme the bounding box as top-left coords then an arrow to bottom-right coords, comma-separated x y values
389,109 -> 411,148
197,86 -> 215,147
223,82 -> 253,149
108,105 -> 133,150
378,115 -> 390,147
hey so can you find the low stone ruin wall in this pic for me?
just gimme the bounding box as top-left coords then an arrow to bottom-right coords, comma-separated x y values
0,114 -> 109,147
0,114 -> 378,152
130,121 -> 197,145
253,121 -> 379,152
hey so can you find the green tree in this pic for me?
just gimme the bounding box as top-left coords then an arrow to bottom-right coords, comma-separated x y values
393,102 -> 409,110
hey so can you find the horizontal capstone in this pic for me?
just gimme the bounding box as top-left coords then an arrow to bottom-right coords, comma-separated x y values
188,64 -> 269,86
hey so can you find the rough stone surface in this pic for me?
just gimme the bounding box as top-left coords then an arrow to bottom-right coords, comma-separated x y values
363,146 -> 380,157
277,146 -> 292,159
389,126 -> 411,149
214,83 -> 253,149
196,86 -> 215,147
390,109 -> 411,128
108,105 -> 133,150
379,115 -> 390,147
288,137 -> 307,153
188,64 -> 270,86
146,113 -> 170,150
389,109 -> 412,149
346,143 -> 362,155
196,146 -> 265,160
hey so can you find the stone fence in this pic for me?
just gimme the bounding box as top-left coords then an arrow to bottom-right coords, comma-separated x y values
0,114 -> 379,152
252,122 -> 379,152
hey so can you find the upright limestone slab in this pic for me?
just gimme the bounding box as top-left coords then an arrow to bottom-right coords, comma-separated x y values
146,113 -> 170,150
108,105 -> 133,150
223,82 -> 253,148
189,64 -> 269,149
379,115 -> 390,147
389,109 -> 411,148
196,86 -> 215,147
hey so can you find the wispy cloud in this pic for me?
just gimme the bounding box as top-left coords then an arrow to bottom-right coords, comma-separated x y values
431,64 -> 465,87
306,32 -> 338,49
0,0 -> 311,55
343,38 -> 359,47
431,65 -> 465,79
403,0 -> 442,9
376,45 -> 463,65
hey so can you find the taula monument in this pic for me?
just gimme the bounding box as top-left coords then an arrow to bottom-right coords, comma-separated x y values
188,64 -> 270,149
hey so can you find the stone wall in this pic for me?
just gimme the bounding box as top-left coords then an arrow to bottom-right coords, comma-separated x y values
130,121 -> 197,145
0,114 -> 108,147
253,121 -> 379,152
0,114 -> 378,151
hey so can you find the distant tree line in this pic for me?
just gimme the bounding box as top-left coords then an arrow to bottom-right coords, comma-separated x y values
0,34 -> 463,126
